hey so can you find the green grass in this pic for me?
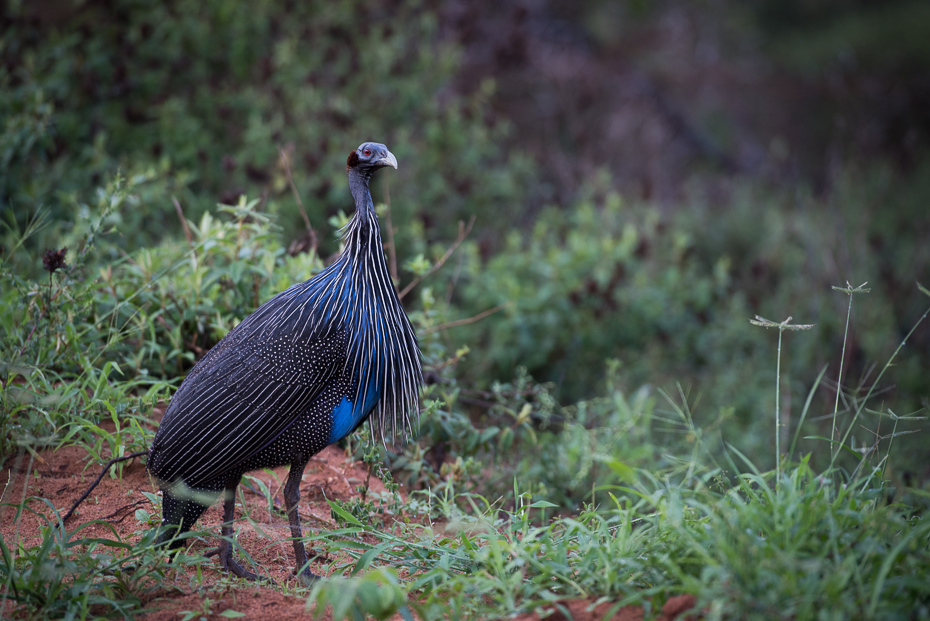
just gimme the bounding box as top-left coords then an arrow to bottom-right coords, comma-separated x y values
304,459 -> 930,620
0,498 -> 213,619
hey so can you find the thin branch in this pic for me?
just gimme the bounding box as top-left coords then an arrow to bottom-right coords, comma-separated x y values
399,216 -> 475,300
382,176 -> 398,284
185,338 -> 205,357
102,499 -> 149,523
421,302 -> 510,335
279,146 -> 317,254
63,451 -> 149,521
172,197 -> 194,248
16,275 -> 70,357
445,251 -> 465,306
17,320 -> 41,358
428,347 -> 471,372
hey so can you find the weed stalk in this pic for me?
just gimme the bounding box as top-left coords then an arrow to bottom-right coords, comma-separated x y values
750,315 -> 814,487
830,282 -> 870,454
830,283 -> 930,472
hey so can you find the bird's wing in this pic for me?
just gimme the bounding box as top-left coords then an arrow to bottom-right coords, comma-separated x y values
149,281 -> 349,488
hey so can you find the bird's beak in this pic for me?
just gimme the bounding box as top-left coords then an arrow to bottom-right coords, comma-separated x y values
378,150 -> 398,169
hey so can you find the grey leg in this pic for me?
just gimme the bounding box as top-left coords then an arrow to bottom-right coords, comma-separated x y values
284,459 -> 317,586
218,475 -> 263,582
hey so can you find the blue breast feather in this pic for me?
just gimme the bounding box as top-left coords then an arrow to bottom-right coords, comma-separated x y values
329,370 -> 382,443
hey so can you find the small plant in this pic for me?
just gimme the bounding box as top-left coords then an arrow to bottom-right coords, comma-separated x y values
0,498 -> 210,620
829,281 -> 871,452
308,566 -> 411,621
177,597 -> 247,621
828,283 -> 930,475
134,491 -> 164,530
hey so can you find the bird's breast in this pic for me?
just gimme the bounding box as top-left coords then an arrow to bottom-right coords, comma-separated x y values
328,369 -> 382,443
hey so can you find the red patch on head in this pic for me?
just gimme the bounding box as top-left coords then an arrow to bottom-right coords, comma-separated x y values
346,151 -> 359,170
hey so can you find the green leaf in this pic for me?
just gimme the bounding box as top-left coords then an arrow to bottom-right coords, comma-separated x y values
527,500 -> 558,509
602,458 -> 636,482
328,500 -> 364,527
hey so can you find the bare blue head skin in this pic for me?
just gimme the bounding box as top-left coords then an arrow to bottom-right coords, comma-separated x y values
346,142 -> 397,216
347,142 -> 398,174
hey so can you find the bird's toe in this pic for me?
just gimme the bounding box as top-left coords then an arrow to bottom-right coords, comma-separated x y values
220,549 -> 268,583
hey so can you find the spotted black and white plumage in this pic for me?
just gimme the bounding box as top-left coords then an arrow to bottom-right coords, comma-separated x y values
147,142 -> 422,584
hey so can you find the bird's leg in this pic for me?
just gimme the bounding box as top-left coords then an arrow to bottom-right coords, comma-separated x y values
284,458 -> 317,586
217,475 -> 263,582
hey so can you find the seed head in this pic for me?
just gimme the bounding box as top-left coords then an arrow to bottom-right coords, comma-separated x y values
42,247 -> 67,273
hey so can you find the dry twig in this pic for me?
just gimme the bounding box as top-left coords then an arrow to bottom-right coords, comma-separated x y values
279,146 -> 318,255
172,197 -> 194,248
63,451 -> 149,521
398,216 -> 475,299
421,302 -> 511,335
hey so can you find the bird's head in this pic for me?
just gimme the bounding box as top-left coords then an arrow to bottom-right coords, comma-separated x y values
346,142 -> 398,175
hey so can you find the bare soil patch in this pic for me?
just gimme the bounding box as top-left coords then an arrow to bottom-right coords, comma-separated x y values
1,440 -> 392,619
2,442 -> 695,620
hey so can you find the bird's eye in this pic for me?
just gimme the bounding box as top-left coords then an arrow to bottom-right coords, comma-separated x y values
363,148 -> 371,156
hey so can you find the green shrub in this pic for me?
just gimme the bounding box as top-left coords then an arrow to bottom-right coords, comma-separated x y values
1,0 -> 531,269
439,168 -> 929,473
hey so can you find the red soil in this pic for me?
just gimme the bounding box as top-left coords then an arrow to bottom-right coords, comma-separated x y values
0,437 -> 391,620
1,437 -> 696,620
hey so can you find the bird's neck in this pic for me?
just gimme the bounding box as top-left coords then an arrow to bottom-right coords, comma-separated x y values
347,168 -> 376,221
343,168 -> 383,257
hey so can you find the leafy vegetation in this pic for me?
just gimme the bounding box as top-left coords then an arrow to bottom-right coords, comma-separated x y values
2,0 -> 530,263
2,174 -> 928,619
2,0 -> 929,619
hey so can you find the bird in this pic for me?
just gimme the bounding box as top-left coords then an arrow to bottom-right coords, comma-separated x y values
147,142 -> 422,585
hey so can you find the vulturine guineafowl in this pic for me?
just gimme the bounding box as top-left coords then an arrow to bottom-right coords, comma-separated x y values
147,142 -> 422,585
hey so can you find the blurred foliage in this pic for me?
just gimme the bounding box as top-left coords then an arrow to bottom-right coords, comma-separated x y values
433,164 -> 928,472
1,0 -> 531,270
756,0 -> 930,69
750,0 -> 930,171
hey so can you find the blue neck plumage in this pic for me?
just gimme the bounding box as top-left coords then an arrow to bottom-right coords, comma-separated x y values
242,159 -> 420,448
326,166 -> 387,443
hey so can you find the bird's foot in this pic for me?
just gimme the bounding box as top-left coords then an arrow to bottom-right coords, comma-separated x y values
220,551 -> 274,583
218,541 -> 274,584
296,566 -> 319,588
